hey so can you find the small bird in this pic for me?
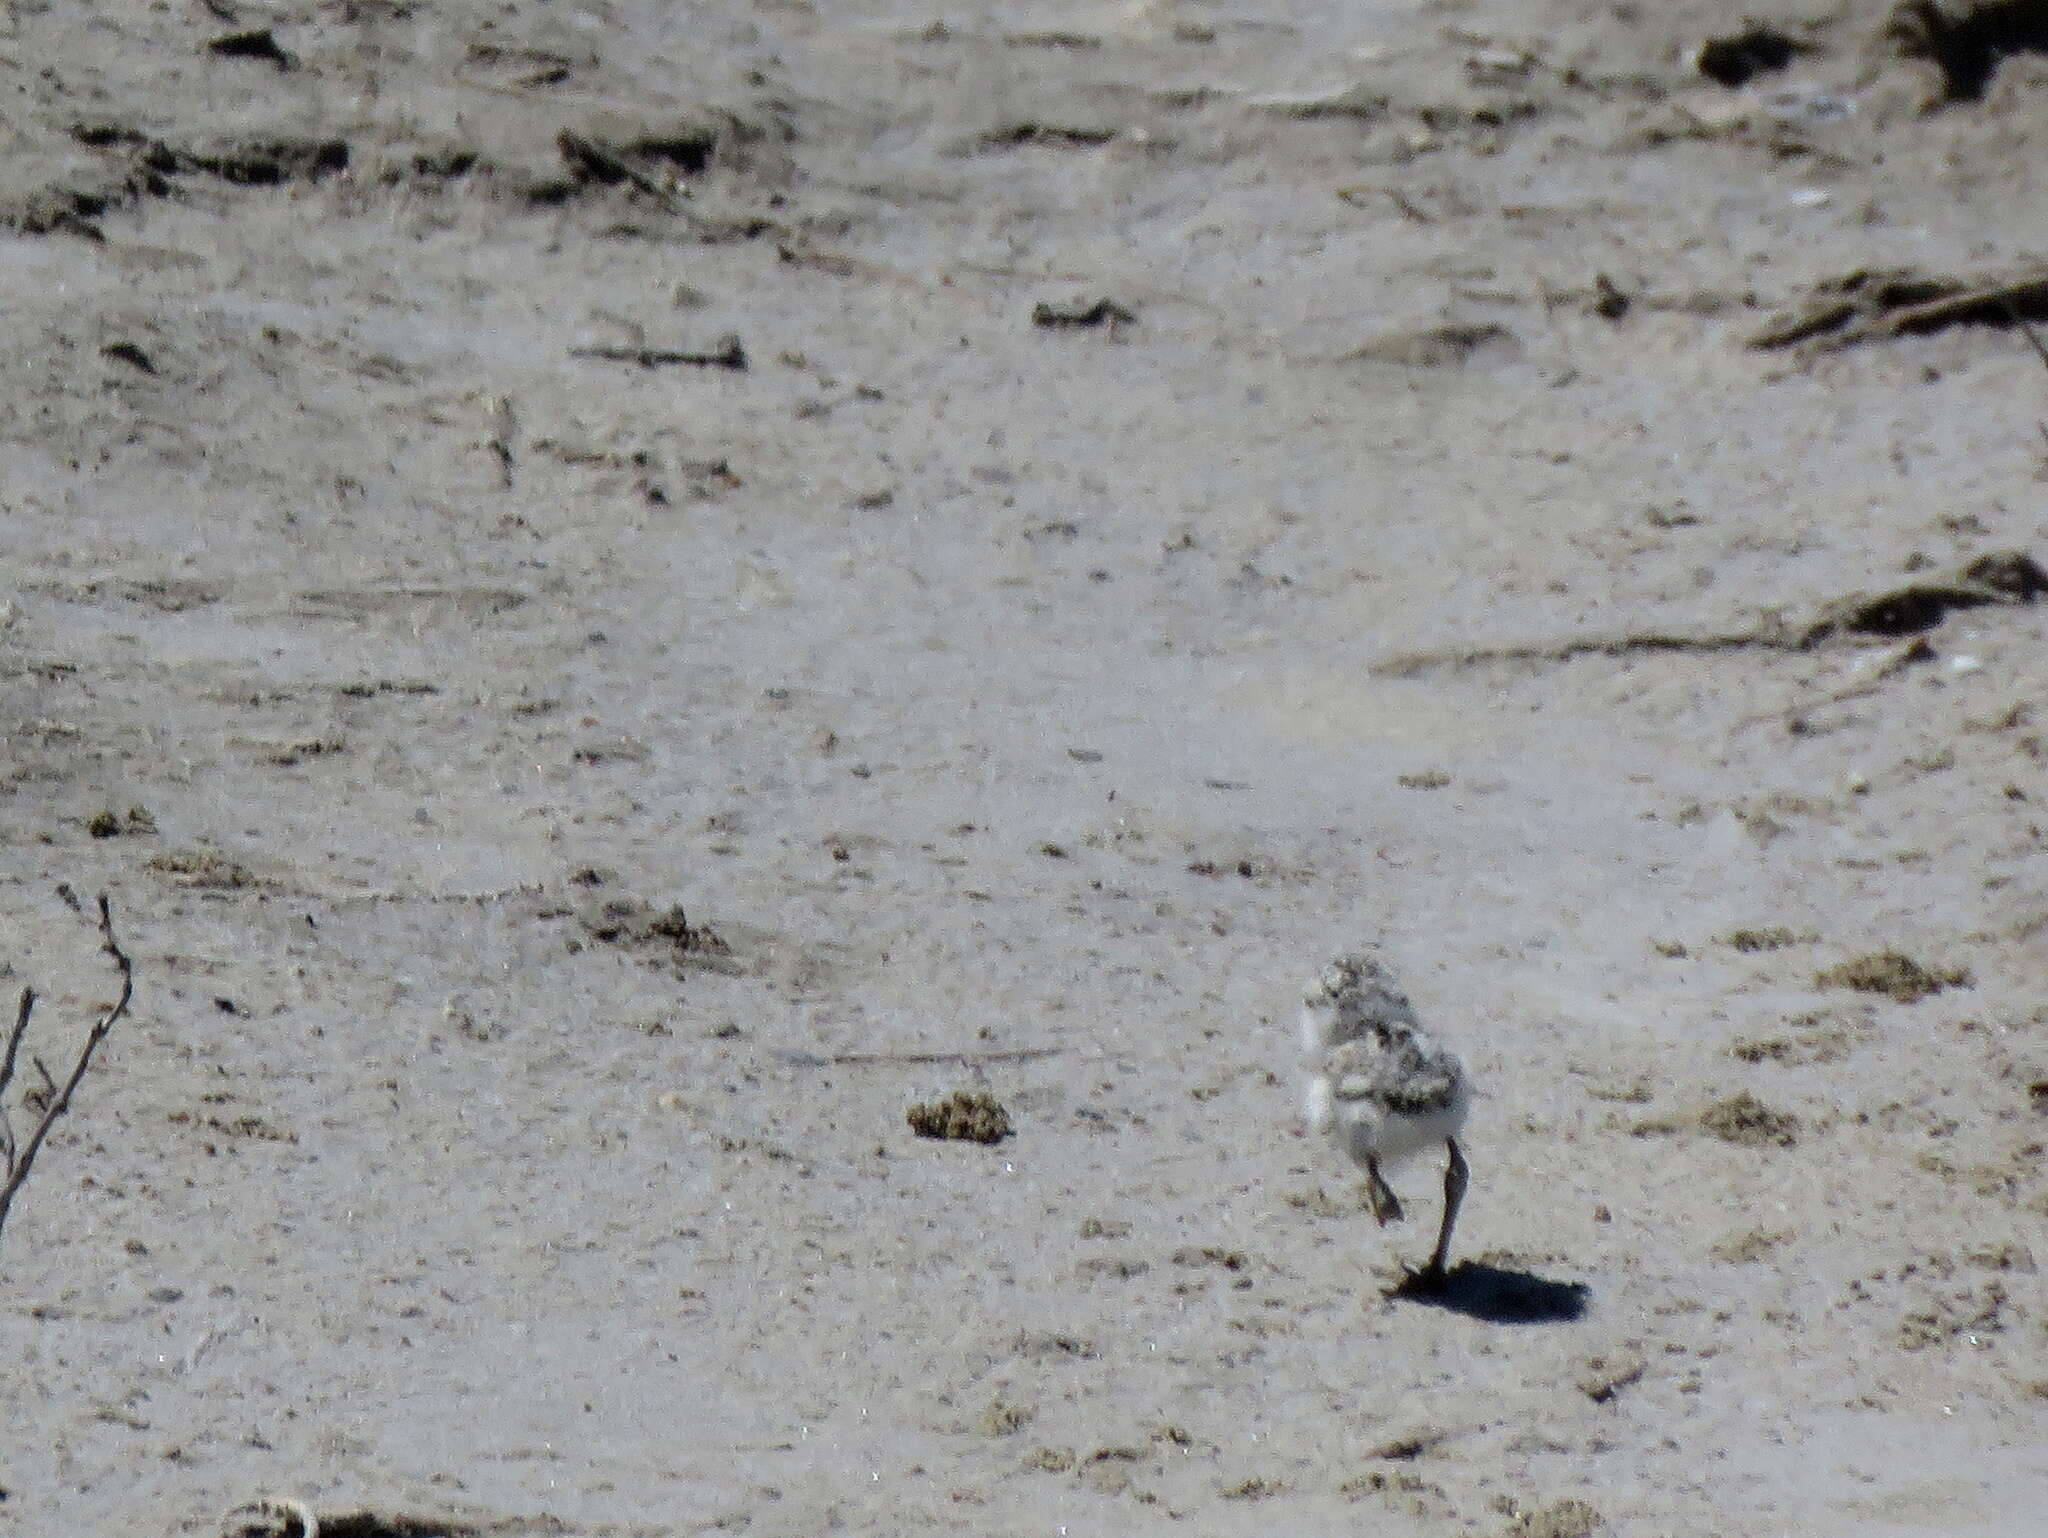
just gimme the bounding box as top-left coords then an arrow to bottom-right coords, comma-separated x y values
1301,950 -> 1471,1286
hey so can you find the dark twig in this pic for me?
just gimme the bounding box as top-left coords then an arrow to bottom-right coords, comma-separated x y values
556,131 -> 687,213
0,988 -> 33,1172
568,336 -> 747,371
778,1046 -> 1063,1070
0,896 -> 135,1242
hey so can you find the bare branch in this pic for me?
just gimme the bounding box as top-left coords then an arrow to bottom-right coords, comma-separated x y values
0,896 -> 136,1242
784,1046 -> 1064,1069
0,987 -> 32,1171
0,987 -> 32,1105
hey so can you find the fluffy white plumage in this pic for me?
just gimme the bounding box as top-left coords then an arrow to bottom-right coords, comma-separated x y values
1299,949 -> 1472,1282
1300,949 -> 1423,1055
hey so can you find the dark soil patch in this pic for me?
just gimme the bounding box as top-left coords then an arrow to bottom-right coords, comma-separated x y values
1815,951 -> 1970,1002
907,1089 -> 1013,1143
1700,1091 -> 1800,1147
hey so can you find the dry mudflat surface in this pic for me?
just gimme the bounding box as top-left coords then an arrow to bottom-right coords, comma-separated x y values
2,1 -> 2046,1534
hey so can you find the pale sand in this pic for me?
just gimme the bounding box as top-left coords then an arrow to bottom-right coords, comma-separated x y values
0,2 -> 2044,1535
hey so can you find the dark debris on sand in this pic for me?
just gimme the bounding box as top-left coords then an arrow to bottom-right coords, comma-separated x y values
907,1089 -> 1014,1144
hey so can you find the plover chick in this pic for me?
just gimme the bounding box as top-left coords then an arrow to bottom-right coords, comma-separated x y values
1301,951 -> 1471,1285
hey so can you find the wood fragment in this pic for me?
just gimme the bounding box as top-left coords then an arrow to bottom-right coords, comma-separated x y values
782,1046 -> 1061,1068
569,336 -> 747,370
557,130 -> 684,210
1753,263 -> 2048,351
0,896 -> 136,1242
1375,551 -> 2044,676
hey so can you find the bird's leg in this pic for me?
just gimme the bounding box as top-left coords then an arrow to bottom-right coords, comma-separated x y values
1419,1137 -> 1469,1285
1364,1156 -> 1403,1225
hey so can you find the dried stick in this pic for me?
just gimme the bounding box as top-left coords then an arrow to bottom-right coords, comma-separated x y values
0,988 -> 31,1172
778,1046 -> 1063,1069
0,895 -> 135,1241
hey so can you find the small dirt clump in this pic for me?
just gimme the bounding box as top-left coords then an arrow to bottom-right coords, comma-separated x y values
1724,926 -> 1797,953
1815,951 -> 1969,1003
1700,1092 -> 1800,1147
907,1089 -> 1013,1144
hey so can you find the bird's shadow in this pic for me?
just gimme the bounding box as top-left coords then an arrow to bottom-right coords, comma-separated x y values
1386,1260 -> 1590,1324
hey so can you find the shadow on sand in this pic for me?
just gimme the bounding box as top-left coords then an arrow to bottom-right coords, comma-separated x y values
1388,1261 -> 1591,1324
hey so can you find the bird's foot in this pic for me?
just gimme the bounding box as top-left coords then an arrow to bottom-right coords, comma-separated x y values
1365,1165 -> 1403,1226
1392,1259 -> 1453,1297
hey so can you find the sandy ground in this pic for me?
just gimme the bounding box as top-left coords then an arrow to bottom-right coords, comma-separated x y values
2,1 -> 2046,1534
